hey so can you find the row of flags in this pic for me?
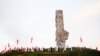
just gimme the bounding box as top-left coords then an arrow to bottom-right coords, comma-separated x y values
80,36 -> 98,50
7,37 -> 33,49
1,36 -> 98,53
7,37 -> 82,49
16,37 -> 33,45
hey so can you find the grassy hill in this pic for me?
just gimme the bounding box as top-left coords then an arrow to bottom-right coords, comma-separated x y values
0,47 -> 100,56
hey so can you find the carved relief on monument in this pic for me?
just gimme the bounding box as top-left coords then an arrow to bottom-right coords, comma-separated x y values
55,10 -> 69,49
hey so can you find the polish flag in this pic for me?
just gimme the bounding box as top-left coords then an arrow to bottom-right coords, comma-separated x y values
8,43 -> 10,47
80,37 -> 82,42
17,39 -> 19,45
31,37 -> 33,43
96,47 -> 98,50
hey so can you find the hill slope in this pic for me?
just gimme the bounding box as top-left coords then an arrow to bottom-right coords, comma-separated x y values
0,47 -> 100,56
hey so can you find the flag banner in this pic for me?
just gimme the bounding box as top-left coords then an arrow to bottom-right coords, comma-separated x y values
17,40 -> 19,45
8,43 -> 10,47
80,37 -> 82,42
31,37 -> 33,43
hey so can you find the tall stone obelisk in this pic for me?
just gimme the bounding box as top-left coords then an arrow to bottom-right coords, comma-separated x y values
55,10 -> 69,49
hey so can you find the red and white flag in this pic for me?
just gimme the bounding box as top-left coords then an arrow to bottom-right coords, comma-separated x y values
17,39 -> 19,45
8,43 -> 10,47
96,47 -> 98,50
5,47 -> 6,50
31,37 -> 33,43
80,36 -> 82,42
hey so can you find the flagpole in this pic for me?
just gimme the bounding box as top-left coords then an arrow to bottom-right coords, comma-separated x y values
79,35 -> 82,47
8,43 -> 10,51
17,39 -> 19,49
31,37 -> 33,51
80,35 -> 85,48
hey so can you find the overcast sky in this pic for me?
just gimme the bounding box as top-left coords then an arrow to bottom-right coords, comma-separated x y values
0,0 -> 100,51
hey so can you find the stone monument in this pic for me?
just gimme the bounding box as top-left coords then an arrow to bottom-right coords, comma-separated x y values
55,10 -> 69,49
